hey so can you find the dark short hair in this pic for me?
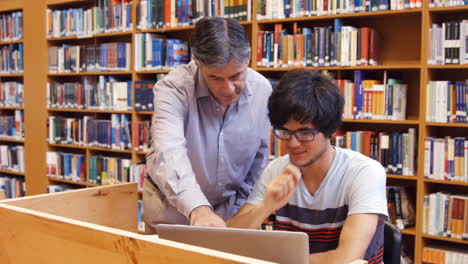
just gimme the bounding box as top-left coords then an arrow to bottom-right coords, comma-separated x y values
268,69 -> 344,137
191,17 -> 250,66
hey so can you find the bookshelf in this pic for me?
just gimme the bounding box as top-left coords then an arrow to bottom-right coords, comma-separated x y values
0,0 -> 25,199
5,0 -> 466,262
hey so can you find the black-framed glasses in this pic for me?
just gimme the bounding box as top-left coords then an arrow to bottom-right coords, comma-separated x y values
274,128 -> 320,142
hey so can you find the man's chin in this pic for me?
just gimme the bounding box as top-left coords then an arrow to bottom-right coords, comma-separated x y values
290,158 -> 315,168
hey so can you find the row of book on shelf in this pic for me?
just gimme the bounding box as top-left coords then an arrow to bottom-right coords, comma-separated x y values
46,153 -> 146,191
46,76 -> 164,112
424,136 -> 468,182
335,71 -> 407,120
0,145 -> 24,173
0,110 -> 23,139
136,0 -> 251,30
0,175 -> 24,199
426,80 -> 468,124
257,20 -> 378,68
428,20 -> 468,65
47,77 -> 132,111
46,0 -> 132,38
134,33 -> 189,71
423,192 -> 468,240
256,0 -> 422,20
0,43 -> 23,74
0,11 -> 22,42
48,43 -> 131,73
0,81 -> 23,107
48,115 -> 151,152
48,114 -> 132,150
422,246 -> 468,264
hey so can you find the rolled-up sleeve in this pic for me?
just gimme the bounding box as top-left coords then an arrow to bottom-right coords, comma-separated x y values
146,77 -> 210,219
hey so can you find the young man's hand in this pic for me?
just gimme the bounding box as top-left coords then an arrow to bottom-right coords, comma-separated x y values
189,206 -> 226,227
263,164 -> 301,212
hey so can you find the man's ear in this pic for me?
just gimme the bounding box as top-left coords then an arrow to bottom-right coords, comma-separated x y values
193,57 -> 200,68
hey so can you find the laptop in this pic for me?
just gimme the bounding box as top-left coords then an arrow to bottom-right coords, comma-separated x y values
156,224 -> 309,264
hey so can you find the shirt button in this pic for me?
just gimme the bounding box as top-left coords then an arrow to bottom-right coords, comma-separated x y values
216,108 -> 220,111
217,182 -> 222,186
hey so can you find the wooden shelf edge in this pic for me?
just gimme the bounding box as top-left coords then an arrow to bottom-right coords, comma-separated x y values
257,8 -> 422,24
46,0 -> 93,7
428,5 -> 468,12
87,146 -> 133,154
0,73 -> 24,77
400,227 -> 416,235
423,178 -> 468,187
343,119 -> 420,125
48,143 -> 87,149
48,177 -> 95,187
135,70 -> 171,74
387,174 -> 418,180
422,233 -> 468,245
135,111 -> 154,115
0,40 -> 23,45
0,169 -> 25,176
48,71 -> 132,76
48,108 -> 132,114
0,2 -> 23,12
137,25 -> 195,34
0,106 -> 24,110
424,122 -> 468,128
48,143 -> 133,154
47,30 -> 132,41
427,64 -> 468,69
0,138 -> 25,143
256,65 -> 421,71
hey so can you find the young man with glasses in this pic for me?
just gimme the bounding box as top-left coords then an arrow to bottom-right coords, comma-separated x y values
228,69 -> 388,264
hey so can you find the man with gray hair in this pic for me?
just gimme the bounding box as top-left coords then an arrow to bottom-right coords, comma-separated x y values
143,16 -> 272,232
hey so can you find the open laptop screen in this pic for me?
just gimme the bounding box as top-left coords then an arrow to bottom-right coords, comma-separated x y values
156,224 -> 309,264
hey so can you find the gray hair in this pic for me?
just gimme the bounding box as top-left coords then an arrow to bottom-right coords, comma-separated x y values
191,17 -> 251,66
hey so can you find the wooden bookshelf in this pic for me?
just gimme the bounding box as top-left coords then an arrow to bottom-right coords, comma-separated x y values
11,0 -> 468,262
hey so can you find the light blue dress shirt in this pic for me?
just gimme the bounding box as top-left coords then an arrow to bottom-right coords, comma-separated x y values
146,60 -> 272,220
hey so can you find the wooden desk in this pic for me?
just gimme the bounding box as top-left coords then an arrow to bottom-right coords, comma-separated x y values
0,183 -> 273,264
